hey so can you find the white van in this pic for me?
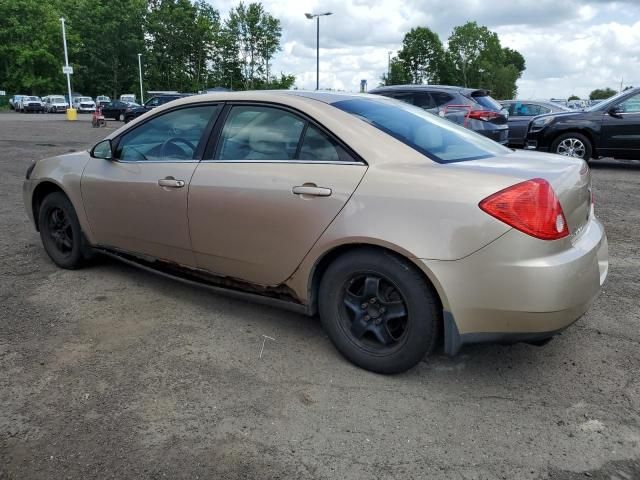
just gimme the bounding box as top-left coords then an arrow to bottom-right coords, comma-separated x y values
120,94 -> 136,103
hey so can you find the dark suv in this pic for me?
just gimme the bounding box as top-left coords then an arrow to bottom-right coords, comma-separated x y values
369,85 -> 509,144
124,94 -> 188,122
525,87 -> 640,161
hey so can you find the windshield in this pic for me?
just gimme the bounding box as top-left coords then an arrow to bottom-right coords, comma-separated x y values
51,96 -> 65,102
585,90 -> 629,111
77,97 -> 92,102
333,97 -> 511,163
26,96 -> 40,101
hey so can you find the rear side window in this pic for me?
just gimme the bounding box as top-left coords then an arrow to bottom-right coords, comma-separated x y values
217,106 -> 305,160
470,93 -> 503,111
334,98 -> 511,163
430,91 -> 455,107
299,125 -> 354,162
381,92 -> 436,110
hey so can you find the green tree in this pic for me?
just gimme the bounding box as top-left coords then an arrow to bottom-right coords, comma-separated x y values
60,0 -> 146,98
225,2 -> 282,90
396,27 -> 444,84
0,0 -> 66,94
568,94 -> 580,101
145,0 -> 220,93
380,57 -> 411,86
589,88 -> 617,100
446,22 -> 525,98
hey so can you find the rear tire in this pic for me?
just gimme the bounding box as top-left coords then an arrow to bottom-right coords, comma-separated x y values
38,192 -> 88,269
551,132 -> 593,161
318,249 -> 440,374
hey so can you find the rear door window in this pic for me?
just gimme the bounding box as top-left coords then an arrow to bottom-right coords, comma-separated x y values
216,106 -> 305,160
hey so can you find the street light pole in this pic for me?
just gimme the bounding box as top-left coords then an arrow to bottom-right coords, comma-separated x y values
305,12 -> 333,90
137,53 -> 144,104
59,17 -> 73,111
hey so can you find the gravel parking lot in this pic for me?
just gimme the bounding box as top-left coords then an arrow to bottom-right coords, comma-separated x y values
1,112 -> 639,479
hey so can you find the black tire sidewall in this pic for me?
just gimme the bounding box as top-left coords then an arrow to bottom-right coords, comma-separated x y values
38,192 -> 85,269
552,132 -> 593,160
318,249 -> 439,374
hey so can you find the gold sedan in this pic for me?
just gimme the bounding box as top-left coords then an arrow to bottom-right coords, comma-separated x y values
23,91 -> 608,373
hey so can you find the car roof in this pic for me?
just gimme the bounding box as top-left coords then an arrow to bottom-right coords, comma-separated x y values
369,84 -> 486,95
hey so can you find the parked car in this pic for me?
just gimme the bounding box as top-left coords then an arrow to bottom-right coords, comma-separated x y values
9,95 -> 25,111
500,100 -> 571,147
95,95 -> 111,107
72,96 -> 96,113
20,96 -> 45,113
120,94 -> 136,103
44,95 -> 69,113
23,91 -> 608,374
369,85 -> 509,144
101,100 -> 140,121
526,87 -> 640,161
123,94 -> 187,122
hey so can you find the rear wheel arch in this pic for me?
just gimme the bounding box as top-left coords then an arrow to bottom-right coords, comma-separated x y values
308,243 -> 447,320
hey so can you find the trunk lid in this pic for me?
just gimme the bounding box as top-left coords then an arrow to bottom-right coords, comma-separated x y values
451,150 -> 592,236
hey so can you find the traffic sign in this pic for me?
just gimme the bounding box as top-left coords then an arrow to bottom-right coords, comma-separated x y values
0,90 -> 6,96
62,66 -> 73,75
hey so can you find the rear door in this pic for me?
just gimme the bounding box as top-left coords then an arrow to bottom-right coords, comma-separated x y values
600,92 -> 640,159
188,103 -> 367,286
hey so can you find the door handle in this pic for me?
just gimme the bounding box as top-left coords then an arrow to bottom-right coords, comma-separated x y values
158,178 -> 185,188
292,185 -> 332,197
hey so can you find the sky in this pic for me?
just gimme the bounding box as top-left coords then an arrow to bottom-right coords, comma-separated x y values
212,0 -> 640,99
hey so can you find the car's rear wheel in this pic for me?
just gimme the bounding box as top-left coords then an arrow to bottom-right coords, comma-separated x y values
38,192 -> 87,269
552,132 -> 592,161
318,249 -> 439,374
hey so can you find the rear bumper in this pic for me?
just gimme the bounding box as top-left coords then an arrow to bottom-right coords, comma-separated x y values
419,215 -> 608,354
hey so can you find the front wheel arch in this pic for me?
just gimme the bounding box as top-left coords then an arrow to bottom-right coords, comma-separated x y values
550,130 -> 598,159
32,181 -> 67,231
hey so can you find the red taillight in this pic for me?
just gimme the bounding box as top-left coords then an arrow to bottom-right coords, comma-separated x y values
479,178 -> 569,240
467,110 -> 501,121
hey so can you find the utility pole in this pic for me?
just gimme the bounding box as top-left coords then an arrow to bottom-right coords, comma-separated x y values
305,12 -> 333,90
138,53 -> 144,104
59,17 -> 74,117
387,51 -> 392,84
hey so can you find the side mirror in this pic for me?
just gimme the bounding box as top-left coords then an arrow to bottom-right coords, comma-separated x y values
608,105 -> 623,117
90,139 -> 113,160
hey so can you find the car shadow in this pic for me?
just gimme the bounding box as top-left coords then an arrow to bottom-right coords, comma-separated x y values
589,157 -> 640,170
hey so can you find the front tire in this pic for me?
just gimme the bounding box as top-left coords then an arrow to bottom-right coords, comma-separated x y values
318,249 -> 439,374
118,113 -> 125,122
38,192 -> 87,269
551,132 -> 593,161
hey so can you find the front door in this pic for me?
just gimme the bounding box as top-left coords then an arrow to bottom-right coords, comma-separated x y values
188,104 -> 367,286
81,104 -> 220,266
600,92 -> 640,159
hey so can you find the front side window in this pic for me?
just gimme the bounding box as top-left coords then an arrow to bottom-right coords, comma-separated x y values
334,97 -> 511,163
217,106 -> 305,160
618,93 -> 640,113
115,105 -> 218,161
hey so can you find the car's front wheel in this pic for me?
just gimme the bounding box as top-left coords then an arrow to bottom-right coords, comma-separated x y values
552,132 -> 593,161
38,192 -> 88,269
118,113 -> 125,122
319,249 -> 439,374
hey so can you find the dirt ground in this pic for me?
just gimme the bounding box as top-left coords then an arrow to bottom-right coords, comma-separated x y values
1,112 -> 639,480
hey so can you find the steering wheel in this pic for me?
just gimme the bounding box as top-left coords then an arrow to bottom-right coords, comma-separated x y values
159,137 -> 196,159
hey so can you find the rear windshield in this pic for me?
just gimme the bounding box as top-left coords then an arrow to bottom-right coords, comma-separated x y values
333,97 -> 511,163
469,93 -> 503,111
